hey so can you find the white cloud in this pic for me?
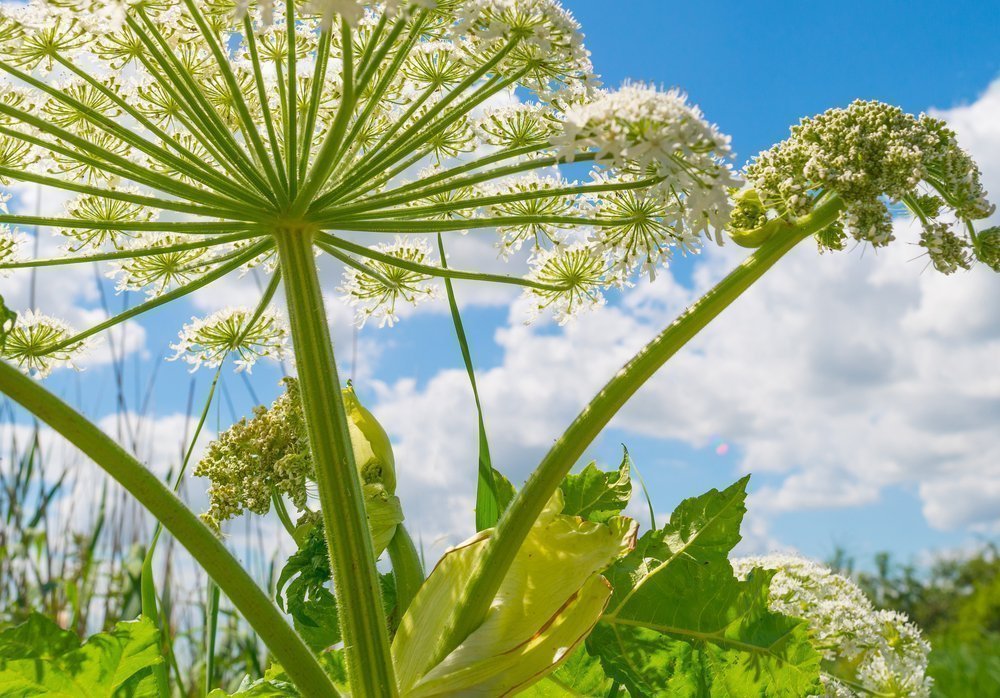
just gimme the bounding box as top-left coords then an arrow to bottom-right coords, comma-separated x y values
930,76 -> 1000,212
375,79 -> 1000,549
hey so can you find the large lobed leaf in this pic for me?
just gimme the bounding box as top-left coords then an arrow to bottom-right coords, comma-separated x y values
0,614 -> 162,697
588,477 -> 824,697
561,452 -> 632,524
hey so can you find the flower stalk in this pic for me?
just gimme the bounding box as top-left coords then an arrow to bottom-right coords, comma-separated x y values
273,225 -> 397,696
0,359 -> 340,698
433,194 -> 848,663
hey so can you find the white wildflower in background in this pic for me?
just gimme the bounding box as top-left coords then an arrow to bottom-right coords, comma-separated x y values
733,554 -> 932,698
339,237 -> 439,327
171,307 -> 289,372
0,310 -> 91,378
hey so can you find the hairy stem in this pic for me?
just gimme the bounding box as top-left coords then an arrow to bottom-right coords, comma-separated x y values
433,195 -> 847,664
274,227 -> 398,696
0,360 -> 340,697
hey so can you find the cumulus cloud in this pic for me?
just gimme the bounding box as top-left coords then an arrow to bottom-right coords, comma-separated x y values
374,79 -> 1000,551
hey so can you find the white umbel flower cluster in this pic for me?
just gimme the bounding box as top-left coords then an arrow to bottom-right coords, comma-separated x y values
0,224 -> 26,276
170,307 -> 289,372
554,83 -> 738,238
733,554 -> 932,698
0,0 -> 748,357
338,236 -> 439,327
0,310 -> 92,378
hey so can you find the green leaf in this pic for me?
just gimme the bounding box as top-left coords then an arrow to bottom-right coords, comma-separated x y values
520,647 -> 619,696
276,524 -> 399,652
492,466 -> 516,514
0,614 -> 162,697
276,524 -> 342,653
436,233 -> 508,531
561,451 -> 632,523
588,477 -> 823,697
392,491 -> 638,697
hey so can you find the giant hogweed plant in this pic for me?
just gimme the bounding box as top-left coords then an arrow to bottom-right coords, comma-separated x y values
0,0 -> 995,695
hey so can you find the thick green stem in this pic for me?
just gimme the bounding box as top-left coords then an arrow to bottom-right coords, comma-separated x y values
274,227 -> 398,696
433,195 -> 847,665
0,360 -> 339,697
387,525 -> 424,622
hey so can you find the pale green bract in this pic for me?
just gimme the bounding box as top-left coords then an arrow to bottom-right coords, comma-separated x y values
391,489 -> 637,696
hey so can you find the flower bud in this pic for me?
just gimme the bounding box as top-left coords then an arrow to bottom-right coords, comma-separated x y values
974,226 -> 1000,272
343,383 -> 397,494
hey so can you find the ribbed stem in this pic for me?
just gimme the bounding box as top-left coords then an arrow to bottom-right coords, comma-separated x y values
431,196 -> 848,666
274,227 -> 398,696
0,360 -> 339,698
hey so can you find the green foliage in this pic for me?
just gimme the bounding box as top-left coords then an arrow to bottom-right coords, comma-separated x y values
561,451 -> 632,523
926,634 -> 1000,697
588,477 -> 823,697
0,613 -> 162,696
276,522 -> 399,654
522,647 -> 621,696
275,524 -> 340,653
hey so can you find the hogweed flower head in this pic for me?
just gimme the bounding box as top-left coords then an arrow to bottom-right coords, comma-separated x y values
525,243 -> 605,324
0,1 -> 989,381
170,306 -> 289,372
0,310 -> 91,377
195,377 -> 401,553
733,554 -> 932,698
0,0 -> 744,372
339,236 -> 439,327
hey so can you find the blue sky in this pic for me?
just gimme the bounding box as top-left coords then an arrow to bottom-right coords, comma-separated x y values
4,0 -> 1000,570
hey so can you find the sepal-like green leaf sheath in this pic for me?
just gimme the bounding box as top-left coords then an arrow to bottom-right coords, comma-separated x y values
392,491 -> 638,696
589,478 -> 824,696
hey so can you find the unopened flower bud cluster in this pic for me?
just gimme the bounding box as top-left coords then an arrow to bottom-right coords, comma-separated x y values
736,100 -> 994,273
